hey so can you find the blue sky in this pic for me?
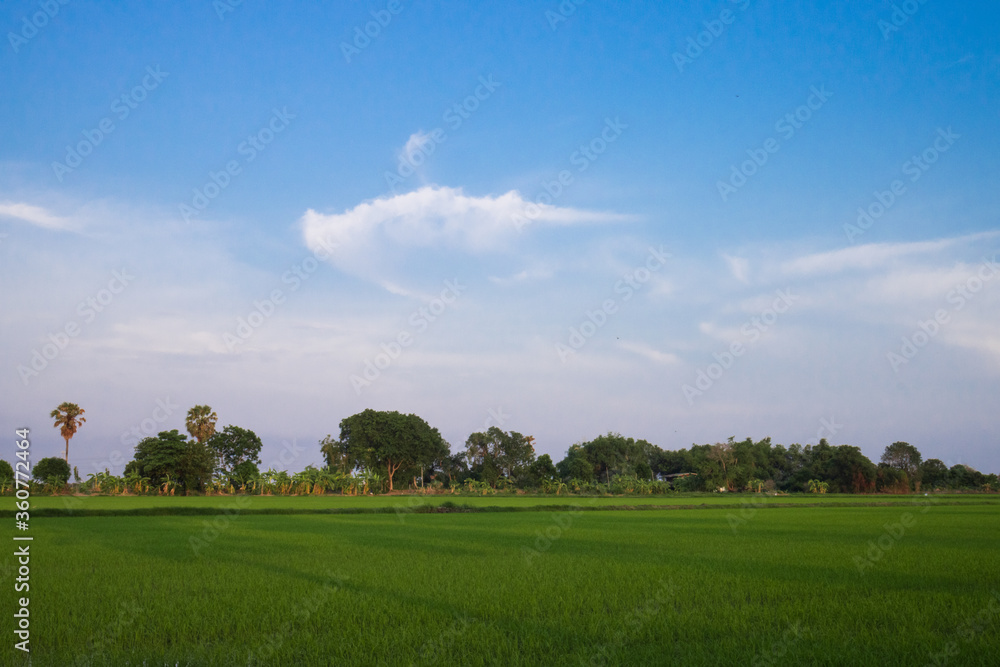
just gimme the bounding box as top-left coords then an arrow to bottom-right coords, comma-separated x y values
2,0 -> 999,476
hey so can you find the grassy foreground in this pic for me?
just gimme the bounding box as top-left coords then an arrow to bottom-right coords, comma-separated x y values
3,497 -> 999,665
20,491 -> 1000,513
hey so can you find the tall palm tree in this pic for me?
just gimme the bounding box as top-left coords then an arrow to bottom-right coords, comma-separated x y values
185,405 -> 218,444
50,402 -> 86,463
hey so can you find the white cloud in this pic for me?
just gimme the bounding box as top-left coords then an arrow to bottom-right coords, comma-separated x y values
780,238 -> 953,277
488,265 -> 555,286
300,185 -> 632,291
779,232 -> 999,278
722,253 -> 749,283
617,340 -> 679,365
402,131 -> 433,162
0,201 -> 75,231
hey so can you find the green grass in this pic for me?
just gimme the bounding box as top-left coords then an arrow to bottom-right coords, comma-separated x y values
21,491 -> 1000,513
3,497 -> 999,665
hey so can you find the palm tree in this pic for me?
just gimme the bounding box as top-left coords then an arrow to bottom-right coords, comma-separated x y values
185,405 -> 218,444
50,402 -> 86,463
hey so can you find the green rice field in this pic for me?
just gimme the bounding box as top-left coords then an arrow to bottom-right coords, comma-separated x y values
4,494 -> 999,665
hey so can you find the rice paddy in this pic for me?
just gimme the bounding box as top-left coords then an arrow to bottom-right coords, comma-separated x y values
5,495 -> 999,665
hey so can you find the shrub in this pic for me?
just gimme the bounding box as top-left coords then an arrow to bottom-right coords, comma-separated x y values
33,457 -> 71,486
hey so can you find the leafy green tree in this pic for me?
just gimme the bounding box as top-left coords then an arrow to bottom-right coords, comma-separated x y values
880,441 -> 922,489
579,433 -> 651,487
706,441 -> 737,491
338,409 -> 449,491
437,452 -> 469,488
33,457 -> 71,486
826,445 -> 877,493
876,464 -> 910,493
920,459 -> 949,489
319,435 -> 352,474
0,459 -> 13,494
948,464 -> 984,490
586,433 -> 628,487
208,425 -> 263,473
50,402 -> 86,463
654,449 -> 693,478
556,443 -> 595,482
521,453 -> 558,488
531,454 -> 558,481
465,427 -> 536,488
231,461 -> 260,487
185,405 -> 218,444
130,430 -> 214,493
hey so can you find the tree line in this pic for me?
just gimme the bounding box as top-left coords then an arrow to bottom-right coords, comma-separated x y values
2,404 -> 997,495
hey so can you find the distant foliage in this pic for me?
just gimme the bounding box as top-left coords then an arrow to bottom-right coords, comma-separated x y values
33,456 -> 71,487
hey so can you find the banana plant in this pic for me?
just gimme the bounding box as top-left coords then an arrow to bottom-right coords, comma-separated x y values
160,473 -> 176,496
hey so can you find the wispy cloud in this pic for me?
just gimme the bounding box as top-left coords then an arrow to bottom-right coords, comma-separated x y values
722,253 -> 749,283
618,340 -> 679,365
0,201 -> 75,231
779,232 -> 999,278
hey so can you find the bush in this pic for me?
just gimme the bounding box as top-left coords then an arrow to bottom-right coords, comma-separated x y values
33,457 -> 71,486
230,460 -> 260,488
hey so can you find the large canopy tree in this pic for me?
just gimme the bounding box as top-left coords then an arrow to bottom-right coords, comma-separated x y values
465,427 -> 536,487
826,445 -> 877,493
208,425 -> 263,473
127,429 -> 215,493
336,409 -> 449,491
556,443 -> 595,482
880,441 -> 922,490
580,432 -> 653,486
50,402 -> 86,463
